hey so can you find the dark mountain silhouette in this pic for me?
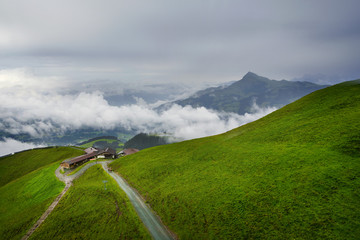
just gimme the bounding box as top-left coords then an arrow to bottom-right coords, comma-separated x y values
168,72 -> 329,114
124,133 -> 169,150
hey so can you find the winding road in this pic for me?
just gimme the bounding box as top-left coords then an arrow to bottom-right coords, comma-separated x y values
100,162 -> 175,240
22,161 -> 175,240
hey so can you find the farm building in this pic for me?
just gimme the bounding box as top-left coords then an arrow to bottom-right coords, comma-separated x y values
96,148 -> 117,159
60,151 -> 99,169
60,147 -> 117,170
84,147 -> 98,154
119,148 -> 139,157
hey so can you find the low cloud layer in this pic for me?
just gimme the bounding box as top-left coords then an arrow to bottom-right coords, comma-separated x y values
0,138 -> 45,157
0,69 -> 277,141
0,90 -> 276,140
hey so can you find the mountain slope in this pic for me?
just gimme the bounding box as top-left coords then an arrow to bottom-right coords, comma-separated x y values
29,165 -> 150,240
110,79 -> 360,239
0,147 -> 83,240
0,147 -> 83,187
172,72 -> 328,114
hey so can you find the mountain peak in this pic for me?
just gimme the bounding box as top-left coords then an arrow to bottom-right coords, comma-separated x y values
241,72 -> 264,81
243,71 -> 259,78
240,72 -> 269,83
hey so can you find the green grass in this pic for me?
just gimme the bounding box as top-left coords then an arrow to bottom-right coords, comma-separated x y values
0,162 -> 65,240
0,147 -> 83,187
110,80 -> 360,239
30,165 -> 150,240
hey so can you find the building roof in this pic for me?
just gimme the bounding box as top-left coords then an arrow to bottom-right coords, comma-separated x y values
62,147 -> 116,165
121,148 -> 139,156
84,147 -> 98,154
98,147 -> 116,156
63,151 -> 98,165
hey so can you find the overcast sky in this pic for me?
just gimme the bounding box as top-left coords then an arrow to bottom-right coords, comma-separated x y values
0,0 -> 359,86
1,0 -> 359,155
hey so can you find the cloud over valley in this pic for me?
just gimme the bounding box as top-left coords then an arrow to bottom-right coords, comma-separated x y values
0,69 -> 276,142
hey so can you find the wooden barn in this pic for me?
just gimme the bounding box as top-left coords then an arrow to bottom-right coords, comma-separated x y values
60,151 -> 99,169
96,147 -> 117,159
60,147 -> 117,170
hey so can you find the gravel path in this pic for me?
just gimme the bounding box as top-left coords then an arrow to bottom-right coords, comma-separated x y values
100,162 -> 175,240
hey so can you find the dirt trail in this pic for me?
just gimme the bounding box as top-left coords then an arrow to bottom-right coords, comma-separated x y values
21,182 -> 71,240
21,161 -> 106,240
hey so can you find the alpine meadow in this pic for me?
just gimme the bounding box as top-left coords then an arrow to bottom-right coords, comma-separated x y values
1,1 -> 360,239
110,80 -> 360,239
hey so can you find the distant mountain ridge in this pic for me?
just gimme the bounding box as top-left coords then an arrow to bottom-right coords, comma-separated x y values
167,72 -> 329,114
124,133 -> 169,150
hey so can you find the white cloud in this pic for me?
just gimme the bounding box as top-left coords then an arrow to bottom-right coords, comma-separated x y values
0,69 -> 277,141
0,138 -> 46,157
0,68 -> 67,92
0,90 -> 276,140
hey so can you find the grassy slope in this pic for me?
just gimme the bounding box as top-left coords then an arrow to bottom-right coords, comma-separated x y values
110,80 -> 360,239
30,165 -> 150,240
0,162 -> 65,240
0,147 -> 83,187
0,147 -> 83,240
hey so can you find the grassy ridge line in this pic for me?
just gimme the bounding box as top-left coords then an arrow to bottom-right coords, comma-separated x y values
30,165 -> 150,240
110,80 -> 360,239
0,162 -> 65,240
0,147 -> 83,187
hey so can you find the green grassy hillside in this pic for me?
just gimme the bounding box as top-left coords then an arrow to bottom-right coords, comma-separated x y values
110,80 -> 360,239
0,147 -> 83,240
30,165 -> 150,240
0,162 -> 65,240
0,147 -> 83,187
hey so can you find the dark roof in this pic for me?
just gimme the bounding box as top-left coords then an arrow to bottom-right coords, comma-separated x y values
98,147 -> 116,156
62,147 -> 116,165
63,151 -> 98,165
122,148 -> 139,156
84,147 -> 98,154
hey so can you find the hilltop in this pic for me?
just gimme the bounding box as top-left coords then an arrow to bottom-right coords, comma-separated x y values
168,72 -> 328,114
110,79 -> 360,239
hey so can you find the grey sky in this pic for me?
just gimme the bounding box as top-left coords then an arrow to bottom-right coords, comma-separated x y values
0,0 -> 359,86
